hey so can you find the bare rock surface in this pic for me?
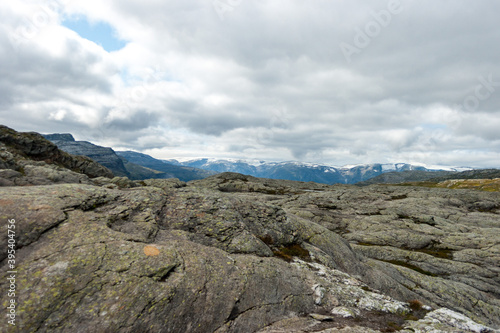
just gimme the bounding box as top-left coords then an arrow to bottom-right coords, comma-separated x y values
0,125 -> 113,186
1,170 -> 499,332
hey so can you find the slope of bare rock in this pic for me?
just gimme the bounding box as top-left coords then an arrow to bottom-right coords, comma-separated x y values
0,125 -> 113,186
1,171 -> 498,332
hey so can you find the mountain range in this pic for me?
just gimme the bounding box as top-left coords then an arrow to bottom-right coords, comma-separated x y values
42,134 -> 214,182
41,132 -> 495,185
165,158 -> 471,185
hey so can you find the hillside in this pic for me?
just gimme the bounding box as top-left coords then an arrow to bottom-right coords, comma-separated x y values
43,134 -> 130,177
117,151 -> 217,182
0,125 -> 113,185
360,168 -> 500,186
356,170 -> 456,185
43,134 -> 214,181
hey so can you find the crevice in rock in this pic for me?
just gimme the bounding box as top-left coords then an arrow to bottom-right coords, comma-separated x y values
378,259 -> 440,277
273,243 -> 312,263
130,298 -> 157,329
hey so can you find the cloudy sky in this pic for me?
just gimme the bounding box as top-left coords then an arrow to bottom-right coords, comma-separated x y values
1,0 -> 500,168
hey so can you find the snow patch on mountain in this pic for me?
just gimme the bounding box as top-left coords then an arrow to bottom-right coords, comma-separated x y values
165,158 -> 471,185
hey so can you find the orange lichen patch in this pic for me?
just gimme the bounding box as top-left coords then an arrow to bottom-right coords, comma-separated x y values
144,245 -> 160,256
0,199 -> 14,205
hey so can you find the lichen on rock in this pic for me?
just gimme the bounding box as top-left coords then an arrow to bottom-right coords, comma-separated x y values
1,164 -> 499,332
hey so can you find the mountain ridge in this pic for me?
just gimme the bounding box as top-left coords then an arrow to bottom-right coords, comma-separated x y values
116,151 -> 217,181
358,168 -> 500,186
166,158 -> 470,185
38,131 -> 492,186
42,134 -> 214,181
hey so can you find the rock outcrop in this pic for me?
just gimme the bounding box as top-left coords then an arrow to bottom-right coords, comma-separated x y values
1,168 -> 499,332
0,125 -> 113,186
43,134 -> 130,178
42,134 -> 216,181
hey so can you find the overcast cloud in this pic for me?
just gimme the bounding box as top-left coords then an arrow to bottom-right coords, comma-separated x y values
1,0 -> 499,167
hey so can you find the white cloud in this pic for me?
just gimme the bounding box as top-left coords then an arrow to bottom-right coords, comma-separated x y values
1,0 -> 500,168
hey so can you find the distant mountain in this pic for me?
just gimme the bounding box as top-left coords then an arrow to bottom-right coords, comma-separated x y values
356,170 -> 457,186
116,151 -> 217,182
0,125 -> 113,182
44,135 -> 213,181
358,168 -> 498,186
427,168 -> 500,182
166,159 -> 458,184
118,156 -> 165,180
43,134 -> 130,177
44,134 -> 481,185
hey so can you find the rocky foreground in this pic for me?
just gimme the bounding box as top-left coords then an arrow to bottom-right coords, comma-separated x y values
1,126 -> 500,332
0,171 -> 499,332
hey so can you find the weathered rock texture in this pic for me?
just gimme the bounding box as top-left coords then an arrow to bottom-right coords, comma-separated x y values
1,170 -> 499,332
43,134 -> 130,177
0,125 -> 113,186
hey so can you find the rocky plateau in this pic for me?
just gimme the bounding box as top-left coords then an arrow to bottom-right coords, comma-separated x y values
1,126 -> 499,332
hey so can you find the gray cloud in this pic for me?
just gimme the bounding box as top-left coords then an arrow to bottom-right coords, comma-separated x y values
1,0 -> 500,168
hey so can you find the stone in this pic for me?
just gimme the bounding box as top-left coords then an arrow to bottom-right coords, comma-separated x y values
401,308 -> 497,333
0,125 -> 113,181
331,307 -> 361,318
1,160 -> 499,332
309,313 -> 334,321
143,178 -> 187,190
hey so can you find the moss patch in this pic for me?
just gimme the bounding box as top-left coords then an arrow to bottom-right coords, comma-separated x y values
415,248 -> 453,260
273,243 -> 311,262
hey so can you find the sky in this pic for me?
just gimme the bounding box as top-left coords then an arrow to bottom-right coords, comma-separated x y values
1,0 -> 500,168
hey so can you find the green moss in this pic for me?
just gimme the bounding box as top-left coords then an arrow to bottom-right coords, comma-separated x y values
415,248 -> 453,260
385,321 -> 403,331
356,241 -> 377,247
258,235 -> 274,245
361,286 -> 373,292
273,243 -> 312,262
389,194 -> 408,201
